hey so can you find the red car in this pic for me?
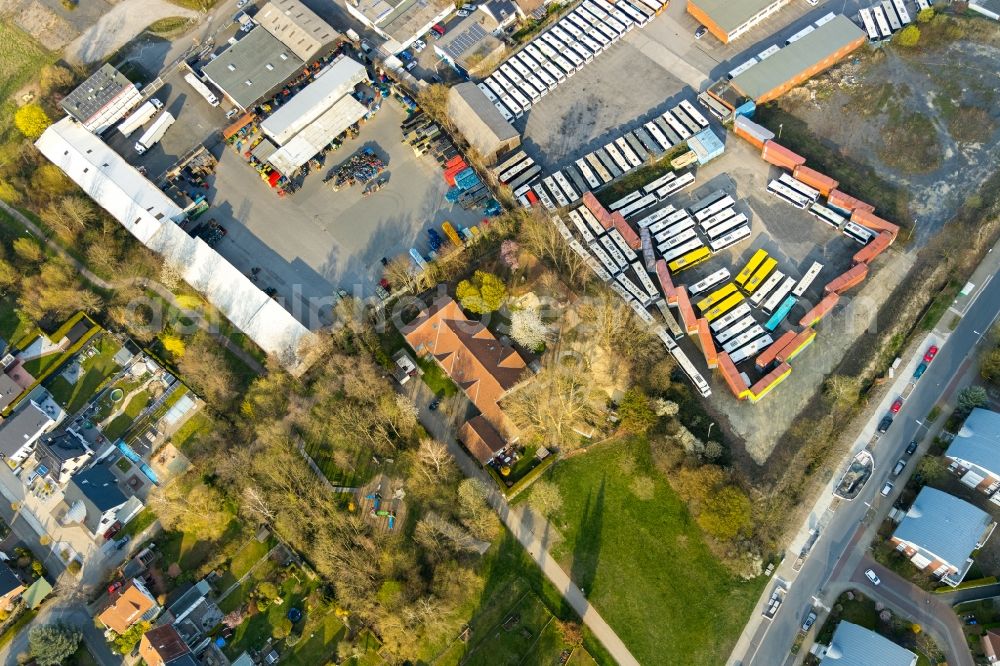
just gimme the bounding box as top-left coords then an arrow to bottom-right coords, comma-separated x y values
924,345 -> 939,362
107,581 -> 124,595
890,398 -> 903,414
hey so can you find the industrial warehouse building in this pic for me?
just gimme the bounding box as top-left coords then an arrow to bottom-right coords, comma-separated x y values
433,12 -> 506,77
34,118 -> 315,372
345,0 -> 454,50
202,28 -> 305,111
255,0 -> 340,62
890,487 -> 996,586
447,82 -> 520,164
686,0 -> 791,43
60,64 -> 142,134
705,14 -> 865,111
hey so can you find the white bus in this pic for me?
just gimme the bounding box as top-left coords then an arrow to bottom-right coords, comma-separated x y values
559,18 -> 585,40
689,268 -> 731,296
508,86 -> 532,112
589,242 -> 619,274
762,277 -> 797,314
561,42 -> 587,68
654,217 -> 696,244
727,58 -> 758,80
692,191 -> 732,220
671,347 -> 712,397
506,165 -> 541,191
785,25 -> 815,45
639,207 -> 676,231
642,172 -> 677,195
532,183 -> 555,209
679,99 -> 710,128
619,193 -> 658,218
585,152 -> 613,184
656,117 -> 683,146
567,210 -> 597,243
609,8 -> 633,30
710,302 -> 752,333
616,0 -> 649,26
792,261 -> 824,297
729,334 -> 774,365
609,230 -> 638,260
609,190 -> 643,211
575,158 -> 602,189
662,238 -> 704,262
477,82 -> 498,102
656,172 -> 695,198
616,273 -> 646,301
859,7 -> 880,41
844,220 -> 875,245
723,325 -> 766,354
766,180 -> 811,209
672,105 -> 702,135
699,207 -> 737,231
634,0 -> 663,13
716,315 -> 755,344
184,72 -> 219,106
709,224 -> 751,252
881,0 -> 901,31
814,11 -> 837,27
497,93 -> 521,117
494,103 -> 514,123
631,261 -> 659,298
541,59 -> 567,84
484,77 -> 506,100
498,155 -> 535,183
601,235 -> 629,268
604,14 -> 627,36
564,165 -> 589,196
662,110 -> 692,140
615,137 -> 643,168
809,202 -> 846,229
892,0 -> 912,24
577,206 -> 606,238
604,142 -> 631,173
644,122 -> 671,151
553,171 -> 579,201
583,1 -> 608,19
525,43 -> 547,64
873,6 -> 893,39
579,34 -> 604,57
758,44 -> 780,60
542,176 -> 569,207
658,228 -> 698,251
552,54 -> 577,76
749,270 -> 785,307
532,65 -> 558,91
705,213 -> 749,240
778,172 -> 820,201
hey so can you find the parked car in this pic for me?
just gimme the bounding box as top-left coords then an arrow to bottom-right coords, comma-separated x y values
456,8 -> 470,16
225,108 -> 240,120
398,50 -> 413,62
461,3 -> 477,9
103,520 -> 122,540
890,398 -> 903,414
412,38 -> 426,51
431,23 -> 446,36
880,482 -> 893,497
429,398 -> 441,411
150,98 -> 164,109
360,39 -> 372,53
805,0 -> 818,5
802,611 -> 817,632
236,0 -> 249,7
115,535 -> 131,551
914,362 -> 927,379
107,580 -> 124,595
865,568 -> 881,585
695,25 -> 708,39
924,345 -> 939,362
905,440 -> 918,455
406,61 -> 417,71
892,459 -> 906,477
878,416 -> 893,433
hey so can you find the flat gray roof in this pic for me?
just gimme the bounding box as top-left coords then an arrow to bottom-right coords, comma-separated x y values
894,487 -> 994,568
448,82 -> 519,156
731,14 -> 864,100
256,0 -> 339,62
202,28 -> 304,110
690,0 -> 783,34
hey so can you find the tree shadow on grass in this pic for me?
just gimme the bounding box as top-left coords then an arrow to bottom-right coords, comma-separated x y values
570,476 -> 605,601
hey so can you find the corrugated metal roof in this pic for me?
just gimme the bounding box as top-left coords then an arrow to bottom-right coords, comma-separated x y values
689,0 -> 784,34
447,82 -> 519,157
268,95 -> 367,174
730,15 -> 864,100
948,408 -> 1000,479
820,621 -> 916,666
256,0 -> 339,61
893,486 -> 994,569
260,56 -> 368,145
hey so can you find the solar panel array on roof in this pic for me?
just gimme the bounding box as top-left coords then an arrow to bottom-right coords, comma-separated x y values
445,23 -> 488,59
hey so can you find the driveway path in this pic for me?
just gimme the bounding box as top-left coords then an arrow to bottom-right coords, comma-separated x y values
64,0 -> 198,65
402,379 -> 639,666
0,200 -> 265,375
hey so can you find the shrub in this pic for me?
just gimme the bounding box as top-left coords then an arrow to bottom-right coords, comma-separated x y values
272,617 -> 292,639
916,7 -> 934,22
28,624 -> 82,666
67,560 -> 81,576
897,24 -> 920,47
14,105 -> 52,140
455,270 -> 507,314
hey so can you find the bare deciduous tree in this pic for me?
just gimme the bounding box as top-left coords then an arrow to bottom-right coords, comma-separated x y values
415,438 -> 455,482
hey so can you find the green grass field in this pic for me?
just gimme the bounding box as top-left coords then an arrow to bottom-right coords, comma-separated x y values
102,388 -> 151,440
45,335 -> 123,413
0,22 -> 55,137
533,437 -> 767,666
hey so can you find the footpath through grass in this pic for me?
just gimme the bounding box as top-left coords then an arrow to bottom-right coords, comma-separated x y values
538,437 -> 767,666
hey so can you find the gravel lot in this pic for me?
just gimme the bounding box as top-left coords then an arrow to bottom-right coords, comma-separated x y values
64,0 -> 197,64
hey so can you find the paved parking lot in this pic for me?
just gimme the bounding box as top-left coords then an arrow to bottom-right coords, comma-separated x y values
202,102 -> 484,323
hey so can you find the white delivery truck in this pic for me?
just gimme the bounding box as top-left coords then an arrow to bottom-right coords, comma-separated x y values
135,111 -> 175,154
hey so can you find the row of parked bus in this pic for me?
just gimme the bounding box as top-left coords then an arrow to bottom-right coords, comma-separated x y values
767,174 -> 877,248
859,0 -> 914,42
478,0 -> 665,122
494,100 -> 709,210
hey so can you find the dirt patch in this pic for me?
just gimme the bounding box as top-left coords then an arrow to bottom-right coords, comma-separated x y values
63,0 -> 197,65
879,110 -> 941,173
4,0 -> 77,50
947,106 -> 997,144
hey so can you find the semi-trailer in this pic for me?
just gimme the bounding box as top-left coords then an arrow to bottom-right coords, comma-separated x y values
184,72 -> 220,106
134,111 -> 175,154
117,99 -> 163,137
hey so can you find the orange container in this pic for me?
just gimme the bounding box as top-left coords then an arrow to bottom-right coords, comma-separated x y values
612,212 -> 641,249
852,231 -> 894,265
827,189 -> 875,215
851,209 -> 900,239
697,318 -> 718,369
676,287 -> 698,334
793,165 -> 838,197
655,259 -> 677,303
718,352 -> 749,399
755,330 -> 797,371
824,263 -> 869,295
799,293 -> 840,327
582,192 -> 614,230
761,141 -> 806,170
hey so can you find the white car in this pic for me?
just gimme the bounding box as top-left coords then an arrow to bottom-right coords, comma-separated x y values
405,61 -> 417,71
806,0 -> 818,5
456,9 -> 470,16
865,569 -> 881,586
412,39 -> 426,51
150,98 -> 164,109
880,482 -> 893,496
236,0 -> 249,7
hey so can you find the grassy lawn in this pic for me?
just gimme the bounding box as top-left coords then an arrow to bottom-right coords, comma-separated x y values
169,409 -> 213,451
21,350 -> 66,378
215,537 -> 275,593
0,22 -> 55,132
66,646 -> 101,666
102,389 -> 151,440
121,507 -> 157,539
157,519 -> 242,576
0,299 -> 38,350
45,335 -> 123,413
416,356 -> 458,397
303,440 -> 377,488
532,437 -> 767,666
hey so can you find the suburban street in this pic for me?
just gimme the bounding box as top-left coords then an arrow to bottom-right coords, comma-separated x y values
731,242 -> 1000,666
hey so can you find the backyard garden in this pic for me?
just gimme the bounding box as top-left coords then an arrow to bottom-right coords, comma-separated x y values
45,333 -> 124,413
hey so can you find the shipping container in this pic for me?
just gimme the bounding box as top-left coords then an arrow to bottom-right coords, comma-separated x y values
799,292 -> 839,327
613,213 -> 642,249
733,115 -> 774,149
654,259 -> 677,302
697,318 -> 719,369
827,189 -> 875,215
718,352 -> 750,399
761,141 -> 806,170
747,362 -> 791,403
793,165 -> 839,197
824,263 -> 869,294
776,328 -> 816,363
755,330 -> 797,370
853,230 -> 894,264
675,286 -> 698,332
851,209 -> 900,238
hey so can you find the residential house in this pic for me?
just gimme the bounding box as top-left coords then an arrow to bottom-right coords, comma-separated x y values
34,430 -> 94,485
818,621 -> 916,666
162,578 -> 223,648
0,400 -> 56,468
890,486 -> 996,586
62,464 -> 144,539
458,414 -> 508,465
946,408 -> 1000,494
0,375 -> 25,413
983,628 -> 1000,663
400,296 -> 528,464
0,561 -> 25,611
98,578 -> 160,634
479,0 -> 518,28
139,624 -> 198,666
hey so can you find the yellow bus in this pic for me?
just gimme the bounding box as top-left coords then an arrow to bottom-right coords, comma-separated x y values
696,283 -> 737,312
744,257 -> 777,294
734,249 -> 768,286
667,246 -> 712,273
704,292 -> 745,322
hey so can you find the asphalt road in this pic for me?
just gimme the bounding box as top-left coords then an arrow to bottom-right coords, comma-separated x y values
738,266 -> 1000,666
